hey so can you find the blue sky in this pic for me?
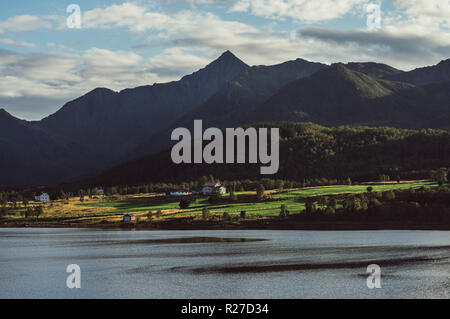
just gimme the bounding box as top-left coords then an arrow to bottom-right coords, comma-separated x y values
1,0 -> 450,120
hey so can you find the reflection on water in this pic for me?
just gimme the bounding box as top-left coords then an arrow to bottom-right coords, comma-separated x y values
0,228 -> 449,299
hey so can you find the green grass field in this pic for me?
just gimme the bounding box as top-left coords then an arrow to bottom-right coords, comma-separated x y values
77,181 -> 436,220
3,180 -> 436,226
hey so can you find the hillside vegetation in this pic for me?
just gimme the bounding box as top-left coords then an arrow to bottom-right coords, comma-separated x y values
83,122 -> 450,187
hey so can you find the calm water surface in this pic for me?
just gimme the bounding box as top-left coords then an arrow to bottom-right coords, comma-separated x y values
0,228 -> 449,298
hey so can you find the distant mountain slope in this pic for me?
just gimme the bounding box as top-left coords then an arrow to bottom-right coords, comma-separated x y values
248,64 -> 450,128
37,51 -> 248,161
387,58 -> 450,85
345,62 -> 403,78
0,109 -> 96,186
81,122 -> 450,187
178,58 -> 326,128
130,58 -> 326,158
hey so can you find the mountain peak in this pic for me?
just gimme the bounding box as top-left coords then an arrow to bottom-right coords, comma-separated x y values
85,87 -> 116,97
208,50 -> 248,69
219,50 -> 237,59
0,108 -> 12,118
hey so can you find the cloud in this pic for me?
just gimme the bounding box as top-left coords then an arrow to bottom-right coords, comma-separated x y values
81,2 -> 170,32
0,38 -> 36,48
229,0 -> 369,22
394,0 -> 450,23
0,46 -> 214,118
0,15 -> 52,33
78,3 -> 301,65
297,26 -> 450,69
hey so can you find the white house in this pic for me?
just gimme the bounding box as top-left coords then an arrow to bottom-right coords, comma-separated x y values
202,182 -> 226,195
35,193 -> 50,202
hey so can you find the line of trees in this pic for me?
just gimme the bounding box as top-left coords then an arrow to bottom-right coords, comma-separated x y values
293,186 -> 450,223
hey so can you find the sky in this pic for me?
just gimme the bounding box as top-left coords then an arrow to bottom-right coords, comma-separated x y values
1,0 -> 450,120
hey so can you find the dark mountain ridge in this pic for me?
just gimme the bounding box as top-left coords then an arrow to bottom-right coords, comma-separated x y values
248,64 -> 449,128
386,58 -> 450,85
37,50 -> 248,160
0,108 -> 96,186
2,53 -> 450,187
129,58 -> 327,158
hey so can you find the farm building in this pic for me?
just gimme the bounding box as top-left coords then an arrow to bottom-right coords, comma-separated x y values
170,190 -> 191,196
35,193 -> 50,202
123,214 -> 136,222
202,182 -> 226,195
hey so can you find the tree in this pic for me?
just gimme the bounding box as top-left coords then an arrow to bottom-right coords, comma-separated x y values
202,208 -> 210,220
25,207 -> 32,219
222,212 -> 230,221
179,199 -> 191,209
305,199 -> 316,214
34,206 -> 43,220
431,169 -> 447,186
275,180 -> 285,190
229,192 -> 237,201
240,210 -> 246,219
328,198 -> 337,209
0,206 -> 6,218
383,191 -> 396,201
256,184 -> 265,201
367,186 -> 373,193
317,196 -> 327,210
280,204 -> 288,217
346,177 -> 352,186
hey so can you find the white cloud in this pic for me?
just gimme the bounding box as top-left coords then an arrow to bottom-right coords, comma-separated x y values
394,0 -> 450,23
297,26 -> 450,70
0,38 -> 36,48
0,47 -> 211,103
229,0 -> 369,22
0,15 -> 52,34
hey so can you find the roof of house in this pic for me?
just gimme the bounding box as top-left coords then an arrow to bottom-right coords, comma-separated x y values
203,182 -> 221,187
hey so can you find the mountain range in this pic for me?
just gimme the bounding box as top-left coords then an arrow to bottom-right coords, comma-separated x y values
1,51 -> 450,187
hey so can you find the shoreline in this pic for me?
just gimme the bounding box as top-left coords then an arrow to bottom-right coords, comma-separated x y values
2,221 -> 450,231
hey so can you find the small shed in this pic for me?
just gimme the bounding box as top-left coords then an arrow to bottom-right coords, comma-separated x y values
123,214 -> 136,222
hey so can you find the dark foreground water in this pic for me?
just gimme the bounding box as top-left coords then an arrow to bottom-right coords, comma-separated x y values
0,228 -> 449,299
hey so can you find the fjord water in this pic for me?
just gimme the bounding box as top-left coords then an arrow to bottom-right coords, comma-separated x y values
0,228 -> 448,299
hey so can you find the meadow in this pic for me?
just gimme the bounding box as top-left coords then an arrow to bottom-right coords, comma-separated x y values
0,180 -> 435,227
